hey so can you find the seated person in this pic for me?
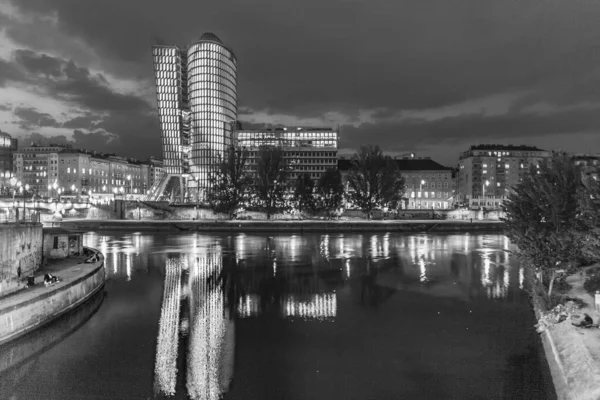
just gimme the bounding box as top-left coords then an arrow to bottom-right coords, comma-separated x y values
572,313 -> 595,327
44,273 -> 59,286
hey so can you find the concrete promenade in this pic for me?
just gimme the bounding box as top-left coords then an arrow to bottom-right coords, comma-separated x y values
53,218 -> 505,233
0,247 -> 105,346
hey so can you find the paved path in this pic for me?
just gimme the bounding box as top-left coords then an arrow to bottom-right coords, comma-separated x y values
0,254 -> 103,312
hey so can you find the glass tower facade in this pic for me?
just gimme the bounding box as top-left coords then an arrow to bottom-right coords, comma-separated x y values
151,33 -> 237,200
151,46 -> 189,175
187,33 -> 237,195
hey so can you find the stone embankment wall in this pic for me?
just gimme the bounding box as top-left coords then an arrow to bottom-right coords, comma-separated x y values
57,219 -> 504,233
0,248 -> 105,346
0,224 -> 43,297
46,200 -> 507,222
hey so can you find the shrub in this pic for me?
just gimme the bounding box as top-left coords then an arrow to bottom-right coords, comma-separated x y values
583,273 -> 600,295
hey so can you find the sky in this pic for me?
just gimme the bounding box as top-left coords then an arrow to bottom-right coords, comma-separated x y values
1,0 -> 599,167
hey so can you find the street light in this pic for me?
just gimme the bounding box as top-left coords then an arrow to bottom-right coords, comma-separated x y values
419,179 -> 425,209
482,180 -> 490,207
127,174 -> 132,196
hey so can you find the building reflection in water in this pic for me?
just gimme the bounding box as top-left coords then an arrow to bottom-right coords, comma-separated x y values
186,247 -> 234,400
153,256 -> 183,396
282,293 -> 337,320
85,232 -> 526,399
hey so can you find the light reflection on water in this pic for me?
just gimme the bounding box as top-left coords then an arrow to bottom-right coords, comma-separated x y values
76,232 -> 544,399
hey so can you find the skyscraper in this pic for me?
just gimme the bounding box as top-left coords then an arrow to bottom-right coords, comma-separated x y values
150,33 -> 237,202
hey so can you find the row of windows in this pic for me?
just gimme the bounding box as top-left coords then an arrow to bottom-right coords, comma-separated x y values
188,69 -> 236,86
156,85 -> 180,94
408,182 -> 450,188
154,70 -> 178,79
189,86 -> 237,102
410,191 -> 450,199
160,115 -> 180,123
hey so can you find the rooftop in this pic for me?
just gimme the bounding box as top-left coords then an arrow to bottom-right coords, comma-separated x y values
467,144 -> 546,152
338,158 -> 453,172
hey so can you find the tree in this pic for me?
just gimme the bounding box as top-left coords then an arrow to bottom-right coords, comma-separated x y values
501,153 -> 590,297
254,146 -> 288,220
346,145 -> 406,219
294,173 -> 315,215
207,145 -> 252,219
315,169 -> 344,219
577,175 -> 600,264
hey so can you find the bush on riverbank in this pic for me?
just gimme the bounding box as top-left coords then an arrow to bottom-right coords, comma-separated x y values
583,273 -> 600,295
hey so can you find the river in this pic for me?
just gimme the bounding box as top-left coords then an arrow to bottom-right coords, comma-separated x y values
0,232 -> 555,400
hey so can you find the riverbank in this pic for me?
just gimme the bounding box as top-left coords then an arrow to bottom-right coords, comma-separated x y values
534,265 -> 600,400
52,219 -> 505,233
0,247 -> 106,346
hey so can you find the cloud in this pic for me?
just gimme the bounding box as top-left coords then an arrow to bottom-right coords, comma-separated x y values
2,0 -> 600,164
13,106 -> 61,129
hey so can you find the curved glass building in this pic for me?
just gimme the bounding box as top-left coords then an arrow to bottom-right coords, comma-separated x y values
187,33 -> 237,196
151,32 -> 237,202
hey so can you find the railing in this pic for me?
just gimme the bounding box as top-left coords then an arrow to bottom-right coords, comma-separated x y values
0,215 -> 40,224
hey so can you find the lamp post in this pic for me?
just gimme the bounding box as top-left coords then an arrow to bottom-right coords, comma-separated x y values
419,179 -> 425,209
127,175 -> 132,197
24,184 -> 29,221
482,180 -> 490,208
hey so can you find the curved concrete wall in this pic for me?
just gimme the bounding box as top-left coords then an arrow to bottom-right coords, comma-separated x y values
0,248 -> 105,346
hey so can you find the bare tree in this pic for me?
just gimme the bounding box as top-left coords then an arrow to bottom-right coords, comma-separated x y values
315,169 -> 344,219
346,145 -> 406,219
207,145 -> 252,219
253,146 -> 288,220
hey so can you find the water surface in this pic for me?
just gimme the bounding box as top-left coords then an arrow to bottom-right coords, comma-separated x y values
0,232 -> 555,400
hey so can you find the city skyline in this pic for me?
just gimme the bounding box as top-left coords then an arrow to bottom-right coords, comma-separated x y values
1,0 -> 600,166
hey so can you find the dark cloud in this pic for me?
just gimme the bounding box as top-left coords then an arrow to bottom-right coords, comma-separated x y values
10,0 -> 600,114
13,106 -> 61,129
18,132 -> 70,146
0,103 -> 12,112
0,58 -> 24,86
340,106 -> 600,164
14,49 -> 63,78
61,113 -> 102,129
4,0 -> 600,160
10,50 -> 152,113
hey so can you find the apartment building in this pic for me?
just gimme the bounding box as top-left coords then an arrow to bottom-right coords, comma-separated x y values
338,156 -> 455,209
457,144 -> 551,209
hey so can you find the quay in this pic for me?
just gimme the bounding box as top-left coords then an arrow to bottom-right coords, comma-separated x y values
53,219 -> 505,233
0,247 -> 105,345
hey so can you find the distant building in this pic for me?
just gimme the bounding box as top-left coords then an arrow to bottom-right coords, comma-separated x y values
457,144 -> 551,209
338,155 -> 455,209
151,32 -> 237,201
572,153 -> 600,181
235,126 -> 339,182
14,144 -> 155,198
0,131 -> 17,191
13,143 -> 71,196
147,157 -> 166,190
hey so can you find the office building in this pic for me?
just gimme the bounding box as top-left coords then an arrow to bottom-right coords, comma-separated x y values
0,131 -> 17,192
235,127 -> 339,181
457,144 -> 551,209
150,32 -> 237,202
338,155 -> 455,209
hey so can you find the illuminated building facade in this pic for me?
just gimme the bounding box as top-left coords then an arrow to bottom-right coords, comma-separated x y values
13,143 -> 68,197
338,155 -> 455,209
235,127 -> 339,181
572,153 -> 600,181
457,144 -> 551,209
0,131 -> 17,192
151,32 -> 237,202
